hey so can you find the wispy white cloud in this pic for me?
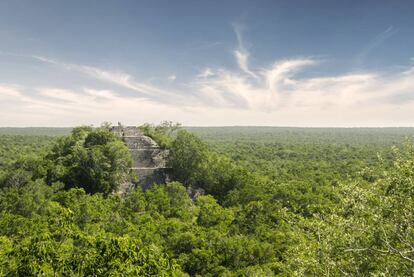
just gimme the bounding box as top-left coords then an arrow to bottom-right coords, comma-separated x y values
197,68 -> 215,78
189,52 -> 414,126
33,56 -> 185,102
3,29 -> 414,127
233,24 -> 258,79
0,84 -> 23,98
0,84 -> 87,114
0,83 -> 195,126
263,59 -> 317,91
355,26 -> 398,66
167,75 -> 177,81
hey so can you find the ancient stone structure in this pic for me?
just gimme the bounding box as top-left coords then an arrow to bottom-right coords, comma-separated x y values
111,124 -> 170,193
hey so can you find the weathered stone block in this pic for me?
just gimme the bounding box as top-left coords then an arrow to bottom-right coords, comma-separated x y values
130,149 -> 168,168
123,136 -> 159,149
111,124 -> 170,192
132,168 -> 170,190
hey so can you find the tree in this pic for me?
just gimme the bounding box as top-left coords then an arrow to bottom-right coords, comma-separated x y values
46,126 -> 133,195
335,144 -> 414,274
140,121 -> 181,148
168,130 -> 208,186
196,195 -> 233,228
299,144 -> 414,275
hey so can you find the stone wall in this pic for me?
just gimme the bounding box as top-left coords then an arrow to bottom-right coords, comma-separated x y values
111,125 -> 170,193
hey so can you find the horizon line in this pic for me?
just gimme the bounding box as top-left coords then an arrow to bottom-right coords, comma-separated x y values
2,125 -> 414,129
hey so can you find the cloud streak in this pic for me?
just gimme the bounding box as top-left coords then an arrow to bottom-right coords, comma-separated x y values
355,26 -> 398,66
33,56 -> 188,104
233,24 -> 258,79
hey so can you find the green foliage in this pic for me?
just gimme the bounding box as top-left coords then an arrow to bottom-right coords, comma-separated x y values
0,135 -> 56,169
0,127 -> 72,136
140,121 -> 181,148
196,195 -> 234,228
1,126 -> 413,275
312,144 -> 414,275
168,130 -> 208,186
45,126 -> 134,195
0,181 -> 186,276
168,130 -> 258,203
145,182 -> 196,220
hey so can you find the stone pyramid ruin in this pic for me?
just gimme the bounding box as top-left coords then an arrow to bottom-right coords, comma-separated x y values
111,124 -> 170,193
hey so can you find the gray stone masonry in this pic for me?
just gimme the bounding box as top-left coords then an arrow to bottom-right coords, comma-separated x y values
111,124 -> 170,193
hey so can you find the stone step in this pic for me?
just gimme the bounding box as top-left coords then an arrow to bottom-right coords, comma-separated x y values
122,127 -> 143,136
131,168 -> 170,190
130,149 -> 168,168
111,125 -> 171,191
123,136 -> 159,149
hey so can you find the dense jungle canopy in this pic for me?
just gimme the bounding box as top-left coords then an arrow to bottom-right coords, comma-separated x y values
0,125 -> 413,276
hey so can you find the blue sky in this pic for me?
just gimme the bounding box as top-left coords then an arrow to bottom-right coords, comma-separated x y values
1,0 -> 414,126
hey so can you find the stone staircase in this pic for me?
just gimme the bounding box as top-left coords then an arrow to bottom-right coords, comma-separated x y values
111,125 -> 170,193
